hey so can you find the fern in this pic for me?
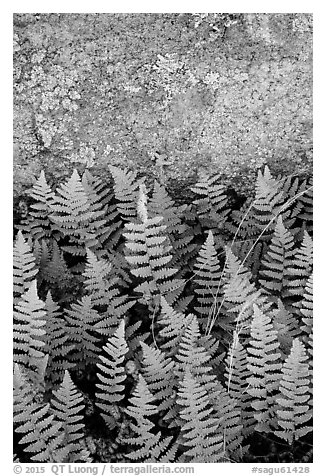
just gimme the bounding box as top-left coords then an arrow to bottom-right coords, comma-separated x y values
251,165 -> 285,235
176,369 -> 224,462
212,380 -> 244,462
224,332 -> 256,436
246,304 -> 282,433
43,292 -> 75,387
287,230 -> 313,297
14,364 -> 68,462
83,249 -> 132,335
42,241 -> 74,296
32,239 -> 50,280
95,321 -> 128,429
140,342 -> 176,412
193,230 -> 223,325
124,188 -> 184,307
13,281 -> 47,382
13,231 -> 38,303
82,170 -> 119,252
148,181 -> 195,270
13,165 -> 313,463
275,339 -> 312,444
299,274 -> 313,366
50,169 -> 100,256
227,166 -> 285,242
170,315 -> 216,424
217,247 -> 266,335
124,375 -> 174,462
18,171 -> 57,242
109,165 -> 141,221
276,174 -> 308,234
227,197 -> 256,240
296,177 -> 313,232
83,249 -> 118,308
64,296 -> 102,370
272,299 -> 300,355
51,371 -> 90,462
176,315 -> 213,378
259,215 -> 296,300
174,316 -> 243,459
191,173 -> 229,232
157,297 -> 192,356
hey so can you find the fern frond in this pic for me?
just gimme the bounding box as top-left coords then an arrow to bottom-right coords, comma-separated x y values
272,299 -> 300,355
246,304 -> 282,433
160,314 -> 215,428
225,332 -> 256,436
124,211 -> 183,307
51,371 -> 90,462
275,339 -> 312,444
148,181 -> 195,270
148,181 -> 186,234
83,249 -> 116,305
13,231 -> 38,303
296,177 -> 313,232
83,249 -> 133,336
251,165 -> 284,235
191,173 -> 229,231
193,230 -> 222,325
42,241 -> 73,289
50,169 -> 100,256
124,375 -> 173,462
218,247 -> 265,334
212,379 -> 245,461
174,316 -> 243,457
32,239 -> 50,278
176,370 -> 224,463
43,292 -> 75,387
82,170 -> 119,253
231,239 -> 265,279
14,364 -> 68,462
259,215 -> 296,300
140,342 -> 176,412
64,296 -> 102,370
18,171 -> 57,241
299,274 -> 313,364
109,165 -> 141,220
226,197 -> 256,240
287,231 -> 313,297
157,297 -> 192,356
276,175 -> 307,231
125,320 -> 150,359
95,321 -> 128,429
13,281 -> 47,378
176,315 -> 212,378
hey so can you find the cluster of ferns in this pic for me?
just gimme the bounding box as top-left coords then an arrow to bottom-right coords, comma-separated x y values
13,164 -> 313,463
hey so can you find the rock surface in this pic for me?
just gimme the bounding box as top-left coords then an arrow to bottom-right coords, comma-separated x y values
13,13 -> 312,199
